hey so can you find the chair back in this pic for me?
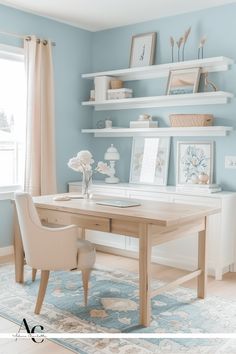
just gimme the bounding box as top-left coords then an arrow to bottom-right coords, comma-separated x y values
15,192 -> 42,267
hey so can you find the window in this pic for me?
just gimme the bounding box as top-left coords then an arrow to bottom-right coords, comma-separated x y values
0,44 -> 26,188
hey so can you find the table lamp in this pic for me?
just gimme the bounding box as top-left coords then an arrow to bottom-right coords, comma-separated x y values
104,144 -> 120,183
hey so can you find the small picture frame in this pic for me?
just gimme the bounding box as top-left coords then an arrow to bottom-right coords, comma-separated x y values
166,68 -> 200,95
176,141 -> 214,186
129,137 -> 170,186
129,32 -> 156,68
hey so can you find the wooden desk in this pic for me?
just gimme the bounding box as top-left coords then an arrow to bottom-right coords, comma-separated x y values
14,194 -> 220,327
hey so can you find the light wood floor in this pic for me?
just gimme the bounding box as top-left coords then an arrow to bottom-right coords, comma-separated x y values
0,252 -> 236,353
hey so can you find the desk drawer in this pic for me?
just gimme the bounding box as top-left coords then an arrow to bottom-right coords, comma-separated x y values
37,208 -> 110,232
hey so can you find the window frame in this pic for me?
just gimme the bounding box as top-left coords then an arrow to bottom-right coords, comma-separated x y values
0,44 -> 24,199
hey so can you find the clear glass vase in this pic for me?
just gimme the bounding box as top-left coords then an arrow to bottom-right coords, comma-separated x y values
82,170 -> 92,199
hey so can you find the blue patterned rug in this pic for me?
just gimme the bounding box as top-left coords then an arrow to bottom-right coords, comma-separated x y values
0,264 -> 236,353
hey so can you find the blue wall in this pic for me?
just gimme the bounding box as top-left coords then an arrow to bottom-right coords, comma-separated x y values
0,4 -> 93,247
1,3 -> 236,248
90,3 -> 236,189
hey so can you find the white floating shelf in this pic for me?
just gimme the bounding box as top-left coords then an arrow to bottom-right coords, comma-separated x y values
82,91 -> 233,111
82,126 -> 233,138
82,57 -> 234,81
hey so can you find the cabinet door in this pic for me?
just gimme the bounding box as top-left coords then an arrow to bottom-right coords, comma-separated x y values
91,186 -> 126,197
85,230 -> 126,250
167,195 -> 222,272
69,183 -> 126,197
172,195 -> 221,208
128,190 -> 171,202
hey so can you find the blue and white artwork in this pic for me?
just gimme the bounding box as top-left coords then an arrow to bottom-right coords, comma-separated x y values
177,142 -> 213,185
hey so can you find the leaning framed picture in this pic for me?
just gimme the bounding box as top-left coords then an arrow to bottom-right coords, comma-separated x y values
176,141 -> 214,186
166,68 -> 200,95
129,137 -> 170,185
129,32 -> 157,68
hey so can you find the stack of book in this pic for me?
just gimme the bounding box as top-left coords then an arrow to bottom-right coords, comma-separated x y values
176,184 -> 222,194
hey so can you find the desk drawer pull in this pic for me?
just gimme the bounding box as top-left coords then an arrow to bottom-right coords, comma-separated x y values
40,218 -> 48,223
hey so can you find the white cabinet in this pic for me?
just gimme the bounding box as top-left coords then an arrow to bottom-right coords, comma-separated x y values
68,181 -> 236,280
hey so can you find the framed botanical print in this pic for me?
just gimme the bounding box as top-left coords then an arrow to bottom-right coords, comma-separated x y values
129,137 -> 170,185
129,32 -> 156,68
176,141 -> 214,185
166,68 -> 200,95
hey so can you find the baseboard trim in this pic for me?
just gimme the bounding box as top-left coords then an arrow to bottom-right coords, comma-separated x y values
94,244 -> 199,271
93,244 -> 229,278
0,246 -> 14,257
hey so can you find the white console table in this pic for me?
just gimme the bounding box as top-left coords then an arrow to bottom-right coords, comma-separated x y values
69,181 -> 236,280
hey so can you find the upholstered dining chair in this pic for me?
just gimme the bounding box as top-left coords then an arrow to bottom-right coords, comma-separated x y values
14,192 -> 96,315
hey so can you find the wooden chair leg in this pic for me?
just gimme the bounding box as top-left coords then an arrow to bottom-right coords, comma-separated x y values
82,269 -> 91,306
32,268 -> 37,281
35,270 -> 50,314
14,208 -> 24,283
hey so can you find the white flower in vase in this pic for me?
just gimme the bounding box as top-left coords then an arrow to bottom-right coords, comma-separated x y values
68,150 -> 94,198
68,151 -> 116,198
96,161 -> 112,176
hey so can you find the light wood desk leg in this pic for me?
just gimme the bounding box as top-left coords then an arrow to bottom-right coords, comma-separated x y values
81,228 -> 85,240
197,219 -> 207,298
14,209 -> 24,283
139,223 -> 152,327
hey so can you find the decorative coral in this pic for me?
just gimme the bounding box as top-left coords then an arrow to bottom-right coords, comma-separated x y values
182,27 -> 191,61
176,36 -> 184,62
198,36 -> 207,59
170,36 -> 175,63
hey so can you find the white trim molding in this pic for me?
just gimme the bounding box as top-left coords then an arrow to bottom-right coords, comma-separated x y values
94,244 -> 229,279
0,185 -> 22,201
0,43 -> 24,60
0,246 -> 14,257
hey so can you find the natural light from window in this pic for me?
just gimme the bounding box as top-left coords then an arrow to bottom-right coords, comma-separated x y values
0,48 -> 26,187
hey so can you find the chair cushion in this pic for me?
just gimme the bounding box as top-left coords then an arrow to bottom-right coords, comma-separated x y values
77,239 -> 96,270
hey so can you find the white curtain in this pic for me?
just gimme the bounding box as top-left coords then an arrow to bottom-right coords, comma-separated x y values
24,36 -> 57,196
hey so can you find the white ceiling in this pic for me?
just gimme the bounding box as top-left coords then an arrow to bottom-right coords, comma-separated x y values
0,0 -> 235,31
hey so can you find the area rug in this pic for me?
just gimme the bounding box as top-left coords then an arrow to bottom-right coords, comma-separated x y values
0,264 -> 236,353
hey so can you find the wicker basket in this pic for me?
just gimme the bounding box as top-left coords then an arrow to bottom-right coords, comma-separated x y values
110,79 -> 123,89
170,114 -> 214,127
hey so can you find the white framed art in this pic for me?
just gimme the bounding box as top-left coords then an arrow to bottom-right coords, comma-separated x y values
129,32 -> 156,68
166,68 -> 200,95
129,137 -> 170,185
176,141 -> 214,185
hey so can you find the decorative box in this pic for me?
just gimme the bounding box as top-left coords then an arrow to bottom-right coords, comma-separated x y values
107,88 -> 133,100
169,114 -> 214,127
130,121 -> 158,128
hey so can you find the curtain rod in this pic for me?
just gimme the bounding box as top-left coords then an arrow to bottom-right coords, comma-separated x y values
0,30 -> 56,46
